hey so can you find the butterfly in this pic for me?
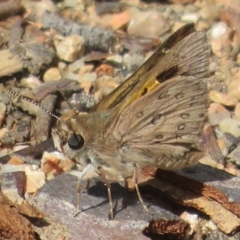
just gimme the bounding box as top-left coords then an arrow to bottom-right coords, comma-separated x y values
52,23 -> 210,219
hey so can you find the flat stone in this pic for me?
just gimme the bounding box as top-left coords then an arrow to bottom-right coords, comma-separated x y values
27,174 -> 189,240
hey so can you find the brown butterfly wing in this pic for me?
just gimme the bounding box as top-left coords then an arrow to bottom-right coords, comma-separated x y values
111,76 -> 208,170
106,31 -> 210,128
93,23 -> 209,112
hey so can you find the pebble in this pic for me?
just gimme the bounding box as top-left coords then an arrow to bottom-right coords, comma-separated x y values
96,64 -> 114,77
54,35 -> 85,62
209,61 -> 218,74
78,64 -> 94,75
80,80 -> 92,94
209,90 -> 237,107
103,10 -> 130,30
69,91 -> 96,111
43,67 -> 62,82
41,151 -> 74,180
214,126 -> 237,152
127,8 -> 171,38
63,71 -> 81,81
197,21 -> 209,30
228,73 -> 240,99
199,5 -> 220,21
25,165 -> 46,194
22,0 -> 57,20
94,75 -> 118,102
20,75 -> 42,89
96,75 -> 118,96
219,118 -> 240,138
210,22 -> 228,39
0,163 -> 28,204
122,53 -> 145,71
227,145 -> 240,167
210,39 -> 224,57
68,58 -> 85,72
181,12 -> 199,23
0,127 -> 9,138
13,144 -> 30,152
58,62 -> 68,72
208,103 -> 231,126
80,72 -> 97,83
106,54 -> 123,65
64,0 -> 80,8
180,212 -> 199,230
217,139 -> 229,158
202,124 -> 224,162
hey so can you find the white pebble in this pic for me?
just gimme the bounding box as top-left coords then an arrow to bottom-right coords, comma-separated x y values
181,13 -> 199,23
210,22 -> 228,39
219,118 -> 240,137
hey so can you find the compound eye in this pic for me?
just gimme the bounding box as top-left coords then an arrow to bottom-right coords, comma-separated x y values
67,133 -> 84,150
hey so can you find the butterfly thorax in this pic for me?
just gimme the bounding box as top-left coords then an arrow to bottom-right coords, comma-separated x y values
54,108 -> 136,181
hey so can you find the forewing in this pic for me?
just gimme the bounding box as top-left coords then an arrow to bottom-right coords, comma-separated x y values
107,31 -> 210,125
112,76 -> 208,170
93,23 -> 209,112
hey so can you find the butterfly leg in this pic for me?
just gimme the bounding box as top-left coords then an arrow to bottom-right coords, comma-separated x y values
97,166 -> 114,220
132,163 -> 150,214
74,164 -> 94,216
85,178 -> 91,189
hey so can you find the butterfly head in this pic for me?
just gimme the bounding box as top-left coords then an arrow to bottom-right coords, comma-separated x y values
52,109 -> 89,160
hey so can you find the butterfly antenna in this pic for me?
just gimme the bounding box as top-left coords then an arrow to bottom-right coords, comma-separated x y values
0,84 -> 63,122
